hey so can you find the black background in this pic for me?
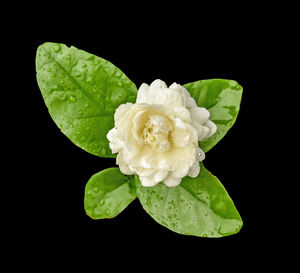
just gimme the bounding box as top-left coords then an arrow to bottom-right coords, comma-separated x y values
6,4 -> 286,268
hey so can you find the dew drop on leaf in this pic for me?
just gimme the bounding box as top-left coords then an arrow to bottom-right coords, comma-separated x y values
57,93 -> 67,101
229,80 -> 237,87
90,143 -> 99,152
86,76 -> 95,85
69,95 -> 76,102
54,44 -> 61,53
115,70 -> 121,77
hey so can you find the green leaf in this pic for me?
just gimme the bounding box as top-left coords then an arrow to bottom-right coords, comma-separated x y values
136,163 -> 242,237
183,79 -> 243,152
36,42 -> 137,158
84,168 -> 137,219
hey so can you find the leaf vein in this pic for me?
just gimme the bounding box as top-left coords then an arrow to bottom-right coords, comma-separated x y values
42,46 -> 102,107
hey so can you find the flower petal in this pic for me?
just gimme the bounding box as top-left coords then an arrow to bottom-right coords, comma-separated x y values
196,147 -> 205,161
186,124 -> 198,144
192,121 -> 209,141
172,118 -> 190,147
204,120 -> 217,139
153,170 -> 169,182
107,128 -> 123,153
163,176 -> 181,187
114,103 -> 133,126
170,166 -> 190,178
190,107 -> 210,124
132,110 -> 149,144
136,83 -> 149,103
136,167 -> 157,177
172,107 -> 192,123
187,162 -> 200,178
117,154 -> 135,175
186,97 -> 197,108
140,176 -> 160,187
149,79 -> 167,92
147,80 -> 184,107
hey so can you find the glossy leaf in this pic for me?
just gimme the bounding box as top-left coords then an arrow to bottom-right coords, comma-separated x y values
36,42 -> 137,158
184,79 -> 243,152
136,163 -> 242,237
84,168 -> 136,219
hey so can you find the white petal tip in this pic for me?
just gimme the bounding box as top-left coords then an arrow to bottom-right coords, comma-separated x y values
163,177 -> 181,187
140,176 -> 160,187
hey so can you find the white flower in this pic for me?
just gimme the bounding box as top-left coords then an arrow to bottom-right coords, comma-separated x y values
107,79 -> 217,187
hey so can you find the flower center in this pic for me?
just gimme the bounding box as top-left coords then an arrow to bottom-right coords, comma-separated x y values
142,114 -> 172,152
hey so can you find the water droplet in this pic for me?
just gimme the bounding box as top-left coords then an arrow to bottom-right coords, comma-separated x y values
50,73 -> 56,78
86,77 -> 95,85
69,95 -> 76,102
90,143 -> 99,151
100,200 -> 105,205
86,126 -> 90,130
101,147 -> 106,154
81,63 -> 87,68
68,96 -> 76,103
78,109 -> 83,114
229,80 -> 237,88
47,67 -> 52,72
57,93 -> 67,101
118,82 -> 123,87
171,223 -> 176,228
66,54 -> 71,60
105,210 -> 109,215
86,55 -> 95,61
115,70 -> 121,77
94,187 -> 98,192
84,103 -> 89,108
54,44 -> 61,53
